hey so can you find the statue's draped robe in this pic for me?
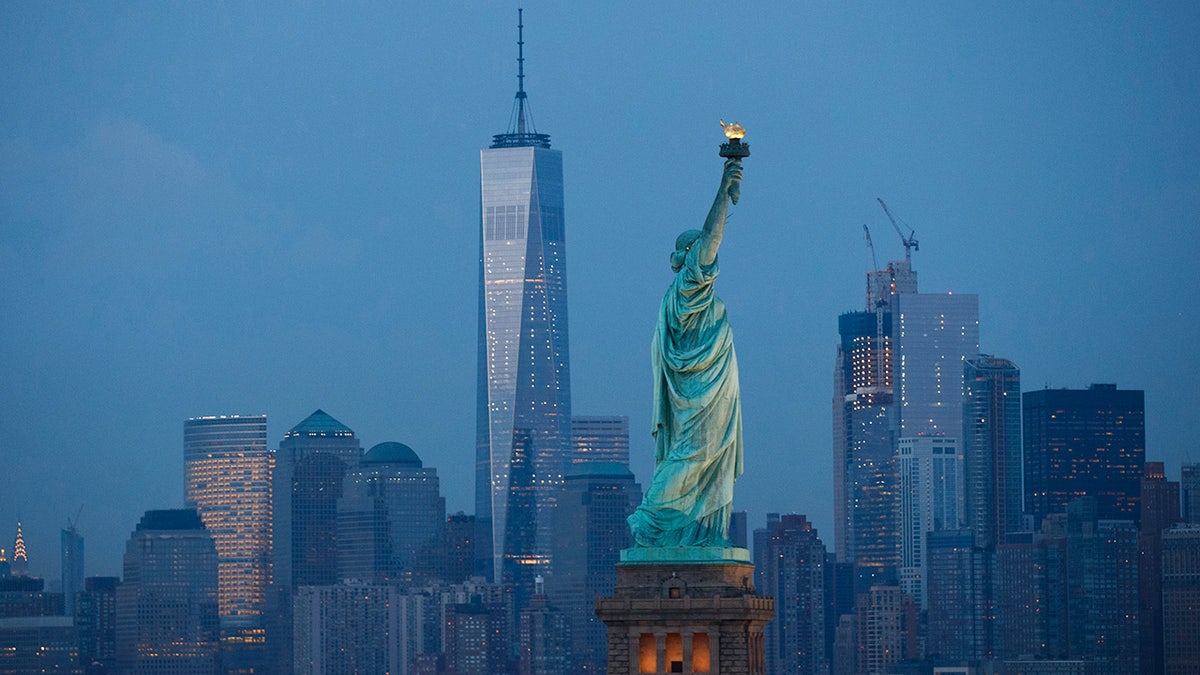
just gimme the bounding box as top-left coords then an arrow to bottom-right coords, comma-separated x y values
628,241 -> 743,547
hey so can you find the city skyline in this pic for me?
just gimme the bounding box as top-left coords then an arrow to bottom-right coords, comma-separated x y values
2,3 -> 1198,577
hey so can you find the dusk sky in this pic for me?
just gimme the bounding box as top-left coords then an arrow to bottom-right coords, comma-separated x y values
2,3 -> 1197,578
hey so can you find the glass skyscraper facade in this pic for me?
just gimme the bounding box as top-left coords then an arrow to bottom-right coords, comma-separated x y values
183,415 -> 272,632
963,355 -> 1022,548
337,441 -> 446,586
116,509 -> 219,675
475,17 -> 571,591
1022,384 -> 1145,525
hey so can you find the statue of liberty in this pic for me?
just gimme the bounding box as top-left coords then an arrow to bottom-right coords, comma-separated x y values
628,152 -> 745,549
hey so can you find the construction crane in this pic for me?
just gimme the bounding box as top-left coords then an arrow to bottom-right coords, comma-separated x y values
877,197 -> 919,261
862,224 -> 879,271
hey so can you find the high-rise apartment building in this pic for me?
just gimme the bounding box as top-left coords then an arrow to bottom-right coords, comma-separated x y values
756,514 -> 829,675
476,11 -> 571,592
337,441 -> 446,585
183,414 -> 272,651
1023,384 -> 1145,525
274,409 -> 362,589
897,436 -> 962,607
116,509 -> 219,675
60,523 -> 84,615
853,584 -> 918,675
569,415 -> 629,466
963,355 -> 1022,548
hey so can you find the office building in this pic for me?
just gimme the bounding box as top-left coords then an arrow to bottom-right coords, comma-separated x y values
833,308 -> 899,571
548,462 -> 639,673
925,529 -> 992,663
274,409 -> 362,589
116,509 -> 219,675
962,355 -> 1022,548
77,576 -> 119,673
1162,524 -> 1200,675
475,11 -> 572,594
1182,463 -> 1200,523
444,513 -> 476,586
183,413 -> 272,668
337,441 -> 446,585
898,436 -> 962,607
0,615 -> 78,673
293,583 -> 432,675
1140,463 -> 1181,675
570,415 -> 629,466
892,291 -> 980,440
1023,384 -> 1145,525
756,514 -> 829,675
61,523 -> 84,615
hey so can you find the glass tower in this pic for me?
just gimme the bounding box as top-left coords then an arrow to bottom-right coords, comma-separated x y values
962,355 -> 1022,548
475,10 -> 571,589
183,415 -> 272,630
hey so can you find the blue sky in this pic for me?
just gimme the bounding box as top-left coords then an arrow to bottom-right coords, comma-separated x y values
2,3 -> 1197,577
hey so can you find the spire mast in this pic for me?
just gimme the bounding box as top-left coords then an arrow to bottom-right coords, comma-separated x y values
516,8 -> 527,134
490,6 -> 550,149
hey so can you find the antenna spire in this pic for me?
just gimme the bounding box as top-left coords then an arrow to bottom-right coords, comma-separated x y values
516,8 -> 527,133
490,7 -> 551,149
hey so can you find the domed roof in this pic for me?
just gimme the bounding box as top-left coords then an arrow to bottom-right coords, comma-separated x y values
363,441 -> 422,467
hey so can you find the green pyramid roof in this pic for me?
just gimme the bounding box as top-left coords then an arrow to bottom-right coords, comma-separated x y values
284,409 -> 355,438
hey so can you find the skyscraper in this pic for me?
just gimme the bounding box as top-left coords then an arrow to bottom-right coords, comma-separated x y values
897,436 -> 962,607
337,441 -> 446,586
183,414 -> 272,652
116,509 -> 219,675
476,10 -> 571,590
1023,384 -> 1145,525
1139,461 -> 1181,675
548,462 -> 640,673
1162,524 -> 1200,675
962,355 -> 1022,548
60,522 -> 84,615
274,409 -> 362,589
11,521 -> 28,576
756,514 -> 829,675
1181,463 -> 1200,524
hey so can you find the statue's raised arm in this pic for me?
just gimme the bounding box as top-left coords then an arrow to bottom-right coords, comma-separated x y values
695,158 -> 743,266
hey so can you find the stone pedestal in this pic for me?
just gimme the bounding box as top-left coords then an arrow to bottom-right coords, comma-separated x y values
595,550 -> 774,675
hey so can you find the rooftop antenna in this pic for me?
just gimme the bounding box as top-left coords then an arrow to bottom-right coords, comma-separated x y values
492,7 -> 550,149
516,7 -> 526,134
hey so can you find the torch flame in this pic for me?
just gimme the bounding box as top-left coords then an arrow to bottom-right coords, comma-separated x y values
720,120 -> 746,140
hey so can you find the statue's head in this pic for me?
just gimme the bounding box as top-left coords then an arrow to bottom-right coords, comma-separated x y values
671,229 -> 702,272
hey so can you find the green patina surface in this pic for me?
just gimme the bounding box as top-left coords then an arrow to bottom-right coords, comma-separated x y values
619,546 -> 751,564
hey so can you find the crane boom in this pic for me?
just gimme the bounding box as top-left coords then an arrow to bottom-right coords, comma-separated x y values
877,197 -> 919,261
863,224 -> 879,271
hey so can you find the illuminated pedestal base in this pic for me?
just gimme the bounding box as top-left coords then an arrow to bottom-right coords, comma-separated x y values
595,553 -> 774,674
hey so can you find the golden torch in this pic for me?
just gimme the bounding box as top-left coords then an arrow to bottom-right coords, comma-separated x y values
718,120 -> 750,159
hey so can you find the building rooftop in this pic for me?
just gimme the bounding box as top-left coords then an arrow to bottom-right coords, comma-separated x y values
284,409 -> 354,438
136,509 -> 206,532
363,441 -> 423,467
